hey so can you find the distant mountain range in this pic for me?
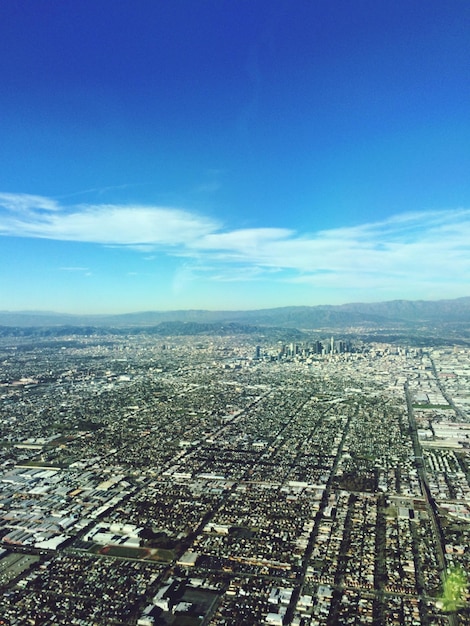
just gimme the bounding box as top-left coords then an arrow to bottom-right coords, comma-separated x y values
1,297 -> 470,332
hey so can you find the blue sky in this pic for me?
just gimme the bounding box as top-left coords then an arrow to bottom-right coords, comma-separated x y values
1,0 -> 469,313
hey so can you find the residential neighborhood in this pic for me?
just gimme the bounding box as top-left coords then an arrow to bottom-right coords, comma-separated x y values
0,332 -> 469,624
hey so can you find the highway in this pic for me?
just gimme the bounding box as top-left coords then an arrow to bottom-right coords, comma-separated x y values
404,382 -> 456,626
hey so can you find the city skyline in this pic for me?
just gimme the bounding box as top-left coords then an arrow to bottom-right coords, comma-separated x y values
1,1 -> 470,313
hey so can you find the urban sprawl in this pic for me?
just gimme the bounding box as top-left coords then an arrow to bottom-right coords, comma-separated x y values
0,332 -> 469,625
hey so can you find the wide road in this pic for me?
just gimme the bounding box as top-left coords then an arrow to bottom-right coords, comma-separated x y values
429,356 -> 468,421
404,382 -> 456,626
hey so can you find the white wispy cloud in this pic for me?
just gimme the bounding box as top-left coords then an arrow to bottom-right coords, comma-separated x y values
1,192 -> 470,296
0,194 -> 217,245
0,193 -> 60,214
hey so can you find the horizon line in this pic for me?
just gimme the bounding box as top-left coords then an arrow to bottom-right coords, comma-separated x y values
1,294 -> 470,318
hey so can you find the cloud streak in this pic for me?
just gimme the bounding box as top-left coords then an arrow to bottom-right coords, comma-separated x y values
0,194 -> 217,246
1,193 -> 470,296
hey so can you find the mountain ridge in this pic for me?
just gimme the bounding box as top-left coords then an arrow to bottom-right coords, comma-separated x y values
1,296 -> 470,329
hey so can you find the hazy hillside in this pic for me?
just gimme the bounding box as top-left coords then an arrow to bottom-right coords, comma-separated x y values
0,321 -> 306,341
1,296 -> 469,331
